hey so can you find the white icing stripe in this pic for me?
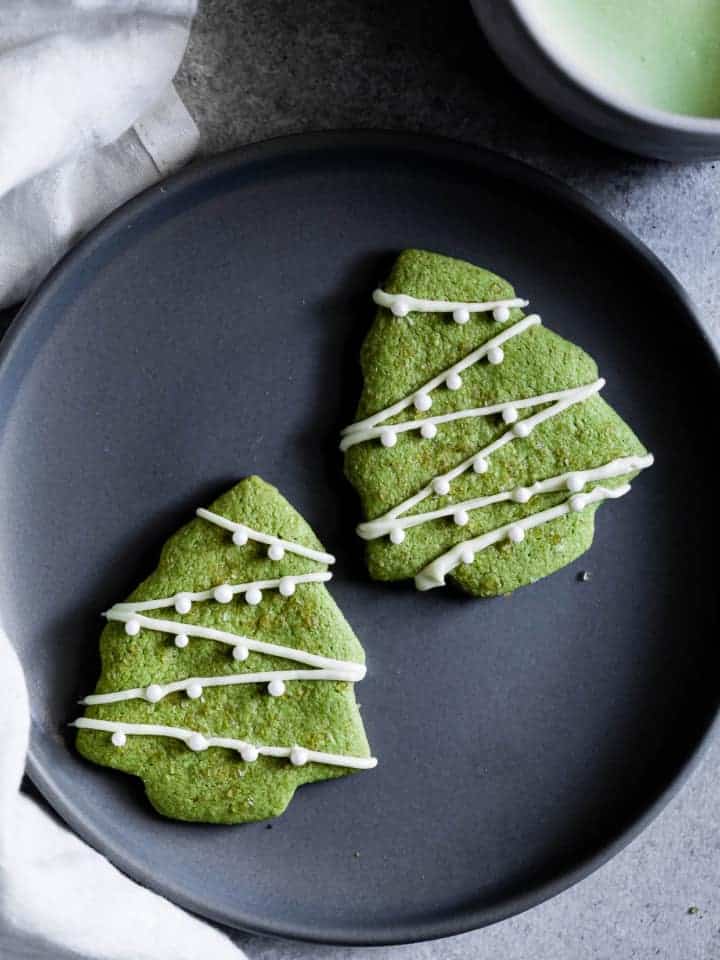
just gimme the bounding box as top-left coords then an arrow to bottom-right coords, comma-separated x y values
81,668 -> 360,705
357,454 -> 653,540
415,483 -> 632,591
72,718 -> 378,769
103,610 -> 367,677
362,379 -> 605,532
340,315 -> 542,440
109,572 -> 332,614
372,289 -> 528,319
340,379 -> 603,452
196,508 -> 336,565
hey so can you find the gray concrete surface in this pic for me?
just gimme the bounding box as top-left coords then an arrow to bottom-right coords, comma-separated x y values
174,2 -> 720,957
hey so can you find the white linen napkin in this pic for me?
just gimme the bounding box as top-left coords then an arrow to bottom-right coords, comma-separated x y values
0,4 -> 244,956
0,630 -> 241,959
0,0 -> 201,309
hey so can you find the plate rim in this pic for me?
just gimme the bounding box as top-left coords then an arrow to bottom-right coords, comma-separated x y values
3,130 -> 719,946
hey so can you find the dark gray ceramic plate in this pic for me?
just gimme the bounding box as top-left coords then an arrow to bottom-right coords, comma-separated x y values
1,133 -> 718,946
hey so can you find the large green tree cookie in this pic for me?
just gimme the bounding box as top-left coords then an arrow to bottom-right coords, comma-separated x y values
74,477 -> 376,823
342,249 -> 653,597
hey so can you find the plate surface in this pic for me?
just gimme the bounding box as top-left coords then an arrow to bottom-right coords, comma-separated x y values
1,133 -> 718,945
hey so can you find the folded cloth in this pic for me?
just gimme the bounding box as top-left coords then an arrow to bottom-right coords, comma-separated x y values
0,0 -> 201,309
0,631 -> 242,959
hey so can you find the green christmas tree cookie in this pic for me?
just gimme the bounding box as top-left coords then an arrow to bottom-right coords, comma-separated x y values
74,477 -> 376,823
342,249 -> 653,597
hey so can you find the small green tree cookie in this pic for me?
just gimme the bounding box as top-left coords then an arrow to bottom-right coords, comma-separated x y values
75,477 -> 376,823
342,249 -> 653,597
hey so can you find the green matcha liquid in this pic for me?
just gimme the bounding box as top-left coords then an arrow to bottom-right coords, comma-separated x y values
532,0 -> 720,117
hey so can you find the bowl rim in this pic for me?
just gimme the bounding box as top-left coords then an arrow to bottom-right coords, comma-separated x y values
511,0 -> 720,136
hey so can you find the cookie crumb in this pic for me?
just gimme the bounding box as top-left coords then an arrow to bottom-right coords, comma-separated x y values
577,570 -> 591,582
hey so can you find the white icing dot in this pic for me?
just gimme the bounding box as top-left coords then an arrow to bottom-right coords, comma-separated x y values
278,577 -> 296,598
446,371 -> 462,391
569,494 -> 587,512
414,392 -> 432,412
513,420 -> 532,438
174,594 -> 192,614
290,745 -> 309,767
487,346 -> 504,365
174,633 -> 189,649
268,679 -> 286,697
240,744 -> 259,763
145,684 -> 163,703
391,297 -> 410,317
433,477 -> 451,496
459,545 -> 475,565
453,307 -> 470,325
502,406 -> 518,424
187,733 -> 208,752
420,422 -> 437,440
232,644 -> 249,662
380,428 -> 397,448
124,618 -> 140,637
508,526 -> 525,544
454,509 -> 470,527
493,305 -> 511,322
566,473 -> 585,492
245,587 -> 262,606
187,682 -> 203,700
111,731 -> 127,747
268,543 -> 285,561
513,487 -> 531,503
473,455 -> 489,474
389,526 -> 406,544
213,583 -> 234,604
232,528 -> 249,547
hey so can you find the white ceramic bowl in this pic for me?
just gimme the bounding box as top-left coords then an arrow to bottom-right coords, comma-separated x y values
471,0 -> 720,161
